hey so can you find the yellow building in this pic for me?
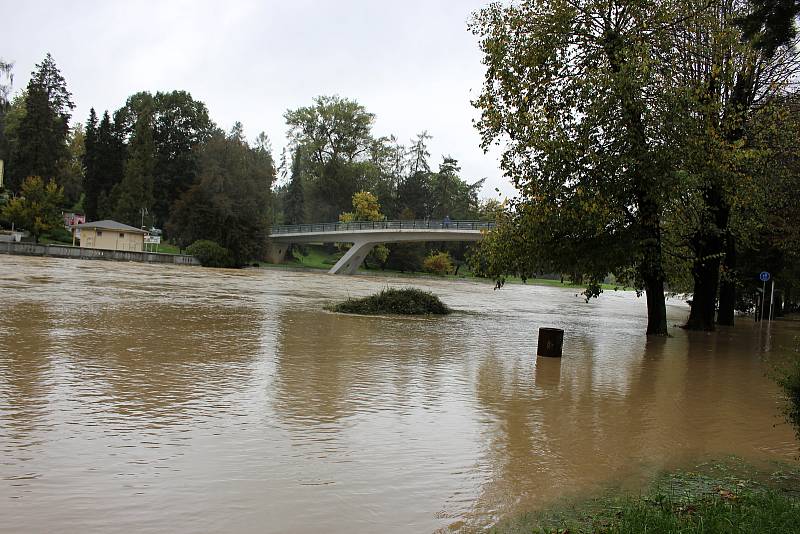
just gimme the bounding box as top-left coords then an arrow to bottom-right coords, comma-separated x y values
75,220 -> 147,252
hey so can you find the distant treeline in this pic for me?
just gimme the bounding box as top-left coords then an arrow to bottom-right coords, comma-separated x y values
0,55 -> 497,268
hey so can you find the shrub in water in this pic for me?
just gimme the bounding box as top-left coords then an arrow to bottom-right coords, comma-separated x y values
422,251 -> 454,276
778,359 -> 800,443
330,287 -> 451,315
186,240 -> 233,268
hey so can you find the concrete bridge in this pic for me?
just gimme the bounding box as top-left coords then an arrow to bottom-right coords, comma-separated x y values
268,220 -> 495,274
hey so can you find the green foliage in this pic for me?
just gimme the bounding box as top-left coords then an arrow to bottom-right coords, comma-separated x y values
385,242 -> 425,272
738,0 -> 800,56
108,96 -> 156,226
0,58 -> 13,164
339,190 -> 383,223
777,359 -> 800,444
2,175 -> 65,242
83,109 -> 126,220
570,491 -> 799,533
284,149 -> 305,224
339,190 -> 389,268
0,59 -> 11,109
185,239 -> 233,268
168,125 -> 274,267
329,287 -> 451,315
470,0 -> 688,336
57,124 -> 84,206
494,460 -> 800,534
39,226 -> 73,245
285,95 -> 375,221
105,90 -> 213,227
469,0 -> 800,334
288,244 -> 341,269
7,53 -> 74,192
423,250 -> 454,276
429,157 -> 483,219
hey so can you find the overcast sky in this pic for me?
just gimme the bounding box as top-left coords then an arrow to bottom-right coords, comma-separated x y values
2,0 -> 513,199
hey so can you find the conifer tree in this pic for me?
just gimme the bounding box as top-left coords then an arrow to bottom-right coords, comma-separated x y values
285,149 -> 306,225
8,53 -> 74,192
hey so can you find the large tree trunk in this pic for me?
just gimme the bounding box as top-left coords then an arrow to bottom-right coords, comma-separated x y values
717,234 -> 736,326
686,187 -> 728,331
717,280 -> 735,325
645,275 -> 668,336
604,31 -> 667,336
639,196 -> 668,336
686,254 -> 720,331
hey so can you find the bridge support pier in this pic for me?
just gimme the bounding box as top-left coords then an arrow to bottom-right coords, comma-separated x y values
329,241 -> 376,275
267,241 -> 289,264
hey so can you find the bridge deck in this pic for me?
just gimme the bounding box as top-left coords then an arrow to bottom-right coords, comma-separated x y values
267,219 -> 495,275
270,219 -> 494,236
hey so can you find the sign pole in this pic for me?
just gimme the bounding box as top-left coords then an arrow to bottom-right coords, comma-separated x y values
769,279 -> 775,322
759,271 -> 771,322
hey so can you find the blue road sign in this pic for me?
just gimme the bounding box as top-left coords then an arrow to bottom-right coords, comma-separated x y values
760,271 -> 770,282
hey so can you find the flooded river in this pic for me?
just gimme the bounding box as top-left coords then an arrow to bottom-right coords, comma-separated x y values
1,255 -> 798,532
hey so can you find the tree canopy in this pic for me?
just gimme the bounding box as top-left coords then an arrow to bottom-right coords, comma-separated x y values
469,0 -> 800,334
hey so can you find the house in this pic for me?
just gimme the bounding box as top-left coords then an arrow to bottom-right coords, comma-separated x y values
63,212 -> 86,230
74,220 -> 147,252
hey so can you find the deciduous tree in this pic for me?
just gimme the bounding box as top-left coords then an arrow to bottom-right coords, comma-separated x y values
470,0 -> 692,335
2,175 -> 64,242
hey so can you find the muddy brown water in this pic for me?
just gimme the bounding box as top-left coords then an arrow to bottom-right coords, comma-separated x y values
1,256 -> 797,533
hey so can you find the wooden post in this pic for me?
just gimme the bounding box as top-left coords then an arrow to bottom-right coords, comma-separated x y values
537,327 -> 564,358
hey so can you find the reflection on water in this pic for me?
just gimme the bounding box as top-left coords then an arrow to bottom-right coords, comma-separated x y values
1,255 -> 797,533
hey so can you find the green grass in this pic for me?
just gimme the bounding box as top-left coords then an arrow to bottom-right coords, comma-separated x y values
38,235 -> 74,245
493,458 -> 800,534
39,227 -> 74,245
273,245 -> 629,291
326,287 -> 451,315
151,241 -> 182,255
288,246 -> 343,269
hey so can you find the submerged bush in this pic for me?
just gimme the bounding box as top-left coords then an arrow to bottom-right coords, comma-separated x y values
186,239 -> 234,268
329,287 -> 451,315
778,359 -> 800,443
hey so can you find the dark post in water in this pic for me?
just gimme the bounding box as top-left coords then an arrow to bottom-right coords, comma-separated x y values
537,327 -> 564,358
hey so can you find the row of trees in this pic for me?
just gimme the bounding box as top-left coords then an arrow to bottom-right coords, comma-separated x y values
0,57 -> 493,269
271,96 -> 498,270
469,0 -> 800,335
273,96 -> 489,225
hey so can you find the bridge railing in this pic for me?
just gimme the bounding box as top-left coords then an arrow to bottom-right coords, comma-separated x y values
270,219 -> 496,234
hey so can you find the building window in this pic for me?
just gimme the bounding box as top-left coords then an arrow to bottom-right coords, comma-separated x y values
119,233 -> 125,238
97,230 -> 103,236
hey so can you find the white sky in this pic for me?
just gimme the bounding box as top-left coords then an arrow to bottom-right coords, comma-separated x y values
2,0 -> 513,199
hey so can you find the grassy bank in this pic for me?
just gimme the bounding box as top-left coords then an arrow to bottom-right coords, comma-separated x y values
493,458 -> 800,533
266,245 -> 627,291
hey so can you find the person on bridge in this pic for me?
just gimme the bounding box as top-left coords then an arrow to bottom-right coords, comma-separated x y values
443,215 -> 451,229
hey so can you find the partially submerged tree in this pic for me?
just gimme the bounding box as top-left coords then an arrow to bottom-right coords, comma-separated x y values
470,0 -> 694,335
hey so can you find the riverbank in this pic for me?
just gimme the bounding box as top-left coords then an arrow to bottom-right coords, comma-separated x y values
255,245 -> 628,291
493,458 -> 800,533
0,240 -> 199,266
